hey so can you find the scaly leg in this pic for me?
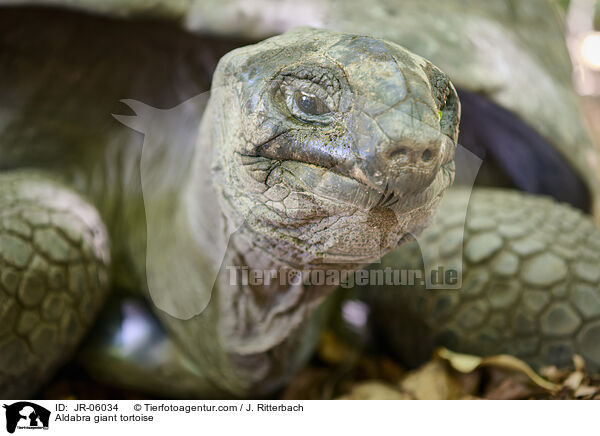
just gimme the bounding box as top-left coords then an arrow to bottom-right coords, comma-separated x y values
0,171 -> 110,398
364,188 -> 600,372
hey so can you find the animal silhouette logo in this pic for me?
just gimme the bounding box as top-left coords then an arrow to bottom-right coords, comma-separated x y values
3,402 -> 50,434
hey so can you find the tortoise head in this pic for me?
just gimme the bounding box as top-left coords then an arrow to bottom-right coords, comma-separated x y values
206,27 -> 460,267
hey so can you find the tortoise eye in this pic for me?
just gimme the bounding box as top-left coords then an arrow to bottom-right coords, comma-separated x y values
294,91 -> 331,116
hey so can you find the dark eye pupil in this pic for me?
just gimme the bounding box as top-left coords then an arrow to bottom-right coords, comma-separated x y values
294,91 -> 329,116
299,95 -> 316,113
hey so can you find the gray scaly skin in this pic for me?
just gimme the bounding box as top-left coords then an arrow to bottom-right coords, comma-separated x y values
362,188 -> 600,372
0,174 -> 110,397
150,30 -> 458,397
0,14 -> 458,398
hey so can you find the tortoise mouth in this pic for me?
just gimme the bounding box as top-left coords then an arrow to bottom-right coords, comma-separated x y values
276,159 -> 386,211
276,156 -> 454,211
252,129 -> 456,201
237,152 -> 384,210
221,154 -> 454,269
237,152 -> 454,219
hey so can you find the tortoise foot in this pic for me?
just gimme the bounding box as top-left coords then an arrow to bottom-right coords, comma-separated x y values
0,171 -> 110,398
364,188 -> 600,373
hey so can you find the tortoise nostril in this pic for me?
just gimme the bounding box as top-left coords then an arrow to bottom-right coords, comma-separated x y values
389,147 -> 409,159
421,148 -> 434,162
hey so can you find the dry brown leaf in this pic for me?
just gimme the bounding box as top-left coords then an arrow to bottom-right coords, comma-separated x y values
399,360 -> 465,400
562,371 -> 585,391
573,355 -> 586,372
437,348 -> 482,373
437,348 -> 559,392
540,365 -> 568,383
454,370 -> 482,396
574,385 -> 599,398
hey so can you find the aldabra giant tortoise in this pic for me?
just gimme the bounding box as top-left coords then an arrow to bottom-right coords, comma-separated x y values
0,0 -> 598,398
